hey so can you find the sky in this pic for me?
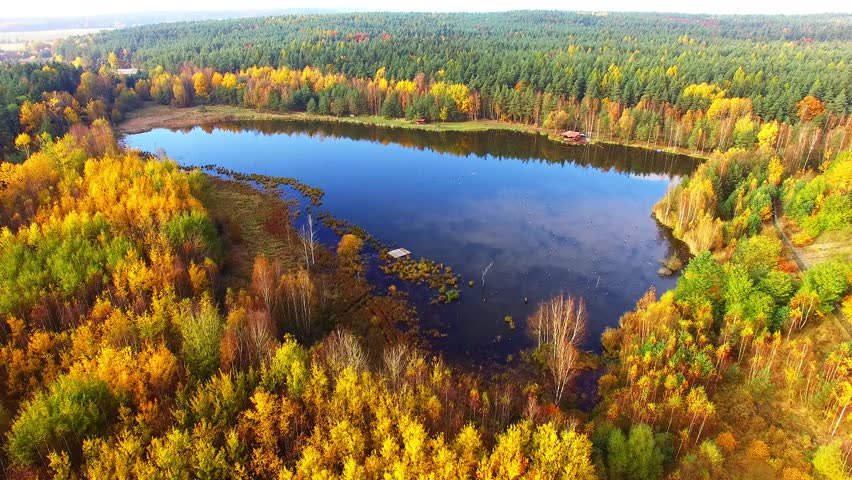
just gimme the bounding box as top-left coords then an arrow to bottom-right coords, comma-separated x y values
3,0 -> 851,19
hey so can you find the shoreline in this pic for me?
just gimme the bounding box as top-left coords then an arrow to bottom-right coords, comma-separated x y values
118,103 -> 708,161
118,103 -> 541,136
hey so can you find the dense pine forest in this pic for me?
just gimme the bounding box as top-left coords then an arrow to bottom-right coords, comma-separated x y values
0,10 -> 851,480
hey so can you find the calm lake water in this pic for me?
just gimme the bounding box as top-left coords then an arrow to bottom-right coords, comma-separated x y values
126,120 -> 698,362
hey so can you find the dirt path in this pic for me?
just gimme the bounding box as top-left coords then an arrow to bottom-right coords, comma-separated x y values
772,200 -> 852,338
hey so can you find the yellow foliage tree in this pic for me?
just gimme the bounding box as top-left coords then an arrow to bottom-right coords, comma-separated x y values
337,234 -> 363,259
221,72 -> 238,89
14,133 -> 32,157
758,121 -> 779,150
192,72 -> 210,98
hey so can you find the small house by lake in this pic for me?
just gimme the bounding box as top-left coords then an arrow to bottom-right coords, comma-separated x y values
560,130 -> 588,144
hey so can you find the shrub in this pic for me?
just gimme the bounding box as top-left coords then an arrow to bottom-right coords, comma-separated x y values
163,210 -> 223,262
336,234 -> 363,259
791,231 -> 813,246
446,289 -> 460,302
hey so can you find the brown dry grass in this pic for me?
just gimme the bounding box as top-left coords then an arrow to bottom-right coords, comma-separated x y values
202,176 -> 302,290
119,104 -> 287,135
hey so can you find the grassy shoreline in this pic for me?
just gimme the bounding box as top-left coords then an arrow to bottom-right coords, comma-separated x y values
118,103 -> 540,136
118,103 -> 707,160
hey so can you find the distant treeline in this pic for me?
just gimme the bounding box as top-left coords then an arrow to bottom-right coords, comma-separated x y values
56,11 -> 852,121
2,12 -> 852,163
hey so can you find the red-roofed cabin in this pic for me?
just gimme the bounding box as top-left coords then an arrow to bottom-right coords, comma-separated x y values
561,130 -> 587,143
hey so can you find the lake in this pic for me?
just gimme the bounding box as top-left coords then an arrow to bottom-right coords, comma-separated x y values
126,120 -> 698,362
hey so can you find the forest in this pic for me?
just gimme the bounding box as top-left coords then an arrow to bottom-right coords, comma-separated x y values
2,12 -> 852,162
0,9 -> 851,480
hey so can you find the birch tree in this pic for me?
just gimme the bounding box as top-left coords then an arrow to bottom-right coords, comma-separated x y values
528,294 -> 587,403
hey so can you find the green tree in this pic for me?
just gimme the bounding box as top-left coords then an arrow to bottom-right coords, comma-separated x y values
732,235 -> 781,280
607,428 -> 630,479
380,91 -> 403,118
759,270 -> 794,304
180,299 -> 224,379
802,261 -> 849,312
674,251 -> 726,311
732,116 -> 757,149
627,424 -> 666,480
828,90 -> 848,116
607,424 -> 668,480
7,376 -> 115,466
812,442 -> 850,480
262,336 -> 309,396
